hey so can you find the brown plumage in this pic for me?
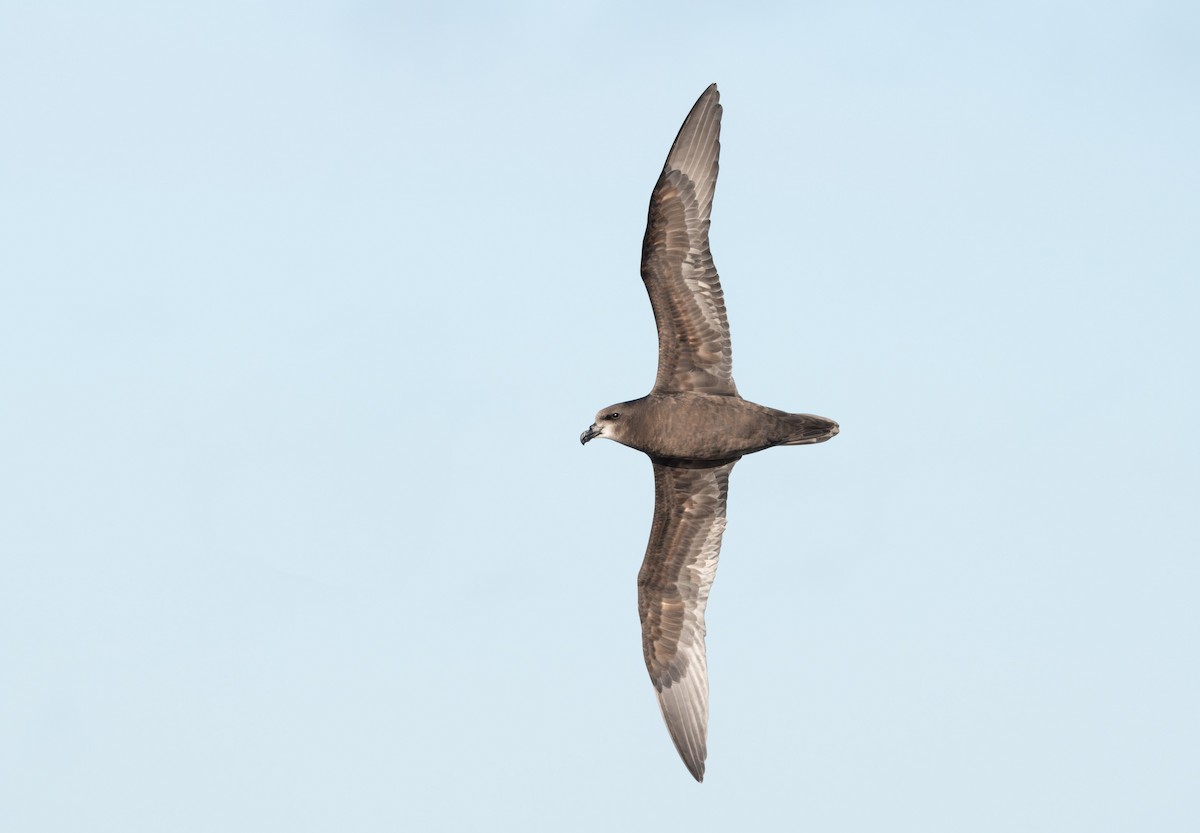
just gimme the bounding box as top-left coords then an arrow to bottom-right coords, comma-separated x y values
580,84 -> 838,782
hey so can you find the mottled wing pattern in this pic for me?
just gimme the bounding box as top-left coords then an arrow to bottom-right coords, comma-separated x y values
638,459 -> 737,782
641,84 -> 737,396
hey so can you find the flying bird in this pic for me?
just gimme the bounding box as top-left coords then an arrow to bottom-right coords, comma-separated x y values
580,84 -> 839,782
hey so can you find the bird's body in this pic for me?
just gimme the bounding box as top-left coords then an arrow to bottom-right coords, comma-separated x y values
580,84 -> 838,782
588,392 -> 836,462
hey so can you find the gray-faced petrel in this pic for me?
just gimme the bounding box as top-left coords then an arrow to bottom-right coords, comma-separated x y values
580,84 -> 839,782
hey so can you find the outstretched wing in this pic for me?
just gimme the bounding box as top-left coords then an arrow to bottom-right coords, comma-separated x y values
640,83 -> 737,396
643,84 -> 734,398
638,459 -> 737,782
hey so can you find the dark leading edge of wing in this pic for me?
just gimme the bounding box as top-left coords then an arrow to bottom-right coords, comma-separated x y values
638,460 -> 736,782
640,84 -> 738,397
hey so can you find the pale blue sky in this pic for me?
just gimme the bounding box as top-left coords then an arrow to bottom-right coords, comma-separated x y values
2,2 -> 1198,831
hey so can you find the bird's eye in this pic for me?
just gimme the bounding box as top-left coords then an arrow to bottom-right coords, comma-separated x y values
608,412 -> 620,420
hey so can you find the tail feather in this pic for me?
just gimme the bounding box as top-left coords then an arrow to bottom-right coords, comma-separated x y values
782,414 -> 839,445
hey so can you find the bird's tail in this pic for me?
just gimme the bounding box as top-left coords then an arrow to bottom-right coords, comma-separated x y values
781,413 -> 840,445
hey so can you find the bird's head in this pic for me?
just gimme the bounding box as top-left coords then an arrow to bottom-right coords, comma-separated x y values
580,401 -> 640,446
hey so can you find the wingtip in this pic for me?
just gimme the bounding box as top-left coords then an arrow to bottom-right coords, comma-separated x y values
678,744 -> 706,782
656,683 -> 711,784
673,741 -> 710,784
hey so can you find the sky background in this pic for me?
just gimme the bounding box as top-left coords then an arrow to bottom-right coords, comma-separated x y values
2,1 -> 1198,831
